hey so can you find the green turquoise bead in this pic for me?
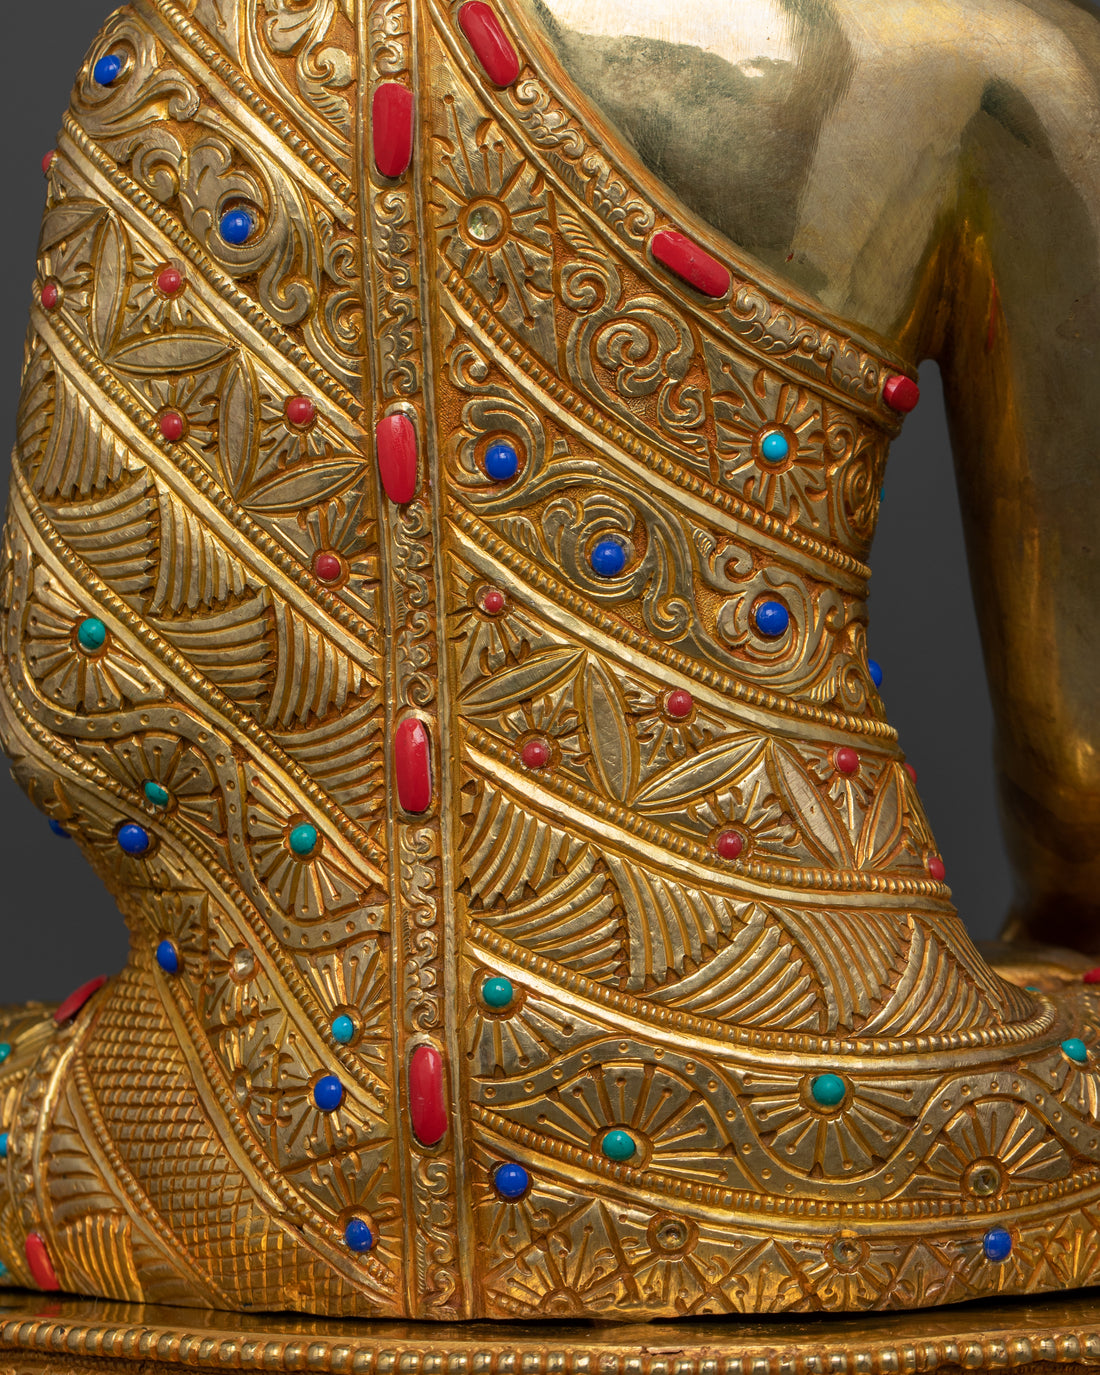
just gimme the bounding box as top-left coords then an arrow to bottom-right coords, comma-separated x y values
0,1045 -> 10,1065
601,1129 -> 636,1162
1063,1038 -> 1089,1065
481,976 -> 514,1010
76,618 -> 107,653
289,823 -> 318,857
144,781 -> 170,807
811,1073 -> 847,1108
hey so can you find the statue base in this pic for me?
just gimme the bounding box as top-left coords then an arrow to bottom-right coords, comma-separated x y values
0,1293 -> 1098,1375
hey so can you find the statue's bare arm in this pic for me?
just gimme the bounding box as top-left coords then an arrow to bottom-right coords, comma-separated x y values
525,0 -> 1100,950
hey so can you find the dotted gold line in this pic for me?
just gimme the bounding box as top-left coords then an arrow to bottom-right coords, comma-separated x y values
468,925 -> 1056,1059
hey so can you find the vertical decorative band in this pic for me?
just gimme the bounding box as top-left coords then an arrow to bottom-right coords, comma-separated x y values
361,0 -> 465,1320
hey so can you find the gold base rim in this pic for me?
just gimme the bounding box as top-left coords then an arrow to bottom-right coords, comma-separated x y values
0,1292 -> 1099,1374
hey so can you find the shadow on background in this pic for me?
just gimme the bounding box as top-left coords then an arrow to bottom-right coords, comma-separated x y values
0,7 -> 1012,1003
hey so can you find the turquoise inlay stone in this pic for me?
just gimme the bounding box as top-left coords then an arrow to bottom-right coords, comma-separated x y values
144,781 -> 170,807
0,1133 -> 9,1160
1063,1037 -> 1090,1065
481,976 -> 514,1010
289,823 -> 319,857
601,1129 -> 637,1162
76,617 -> 107,653
331,1014 -> 355,1045
0,1261 -> 8,1278
0,1045 -> 11,1065
760,429 -> 790,462
811,1073 -> 847,1108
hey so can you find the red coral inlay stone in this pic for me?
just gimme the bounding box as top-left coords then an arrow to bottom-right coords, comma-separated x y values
408,1043 -> 448,1147
927,855 -> 947,882
372,82 -> 415,179
458,3 -> 521,87
650,230 -> 731,299
1085,968 -> 1100,984
376,412 -> 418,504
716,830 -> 744,861
481,589 -> 505,614
883,374 -> 920,413
395,718 -> 432,813
665,689 -> 694,720
40,281 -> 59,310
834,747 -> 860,776
159,411 -> 185,443
41,151 -> 56,176
285,395 -> 316,428
904,762 -> 918,784
24,1234 -> 59,1292
156,266 -> 183,297
54,975 -> 107,1025
521,738 -> 551,770
314,552 -> 343,584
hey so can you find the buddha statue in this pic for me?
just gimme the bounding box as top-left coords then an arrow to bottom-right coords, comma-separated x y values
0,0 -> 1098,1323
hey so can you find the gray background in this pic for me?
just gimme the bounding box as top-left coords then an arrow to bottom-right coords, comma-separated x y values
0,2 -> 1013,1004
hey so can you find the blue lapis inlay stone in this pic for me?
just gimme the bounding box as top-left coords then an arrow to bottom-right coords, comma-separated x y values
590,539 -> 627,579
156,940 -> 180,974
484,442 -> 519,482
219,208 -> 254,245
759,429 -> 790,463
869,659 -> 883,688
313,1074 -> 344,1112
983,1227 -> 1013,1263
345,1218 -> 374,1252
754,600 -> 790,638
93,53 -> 123,86
494,1161 -> 530,1200
48,819 -> 70,839
117,822 -> 151,856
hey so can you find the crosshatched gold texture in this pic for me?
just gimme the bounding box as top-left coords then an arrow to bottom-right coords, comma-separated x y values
1,0 -> 1100,1329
